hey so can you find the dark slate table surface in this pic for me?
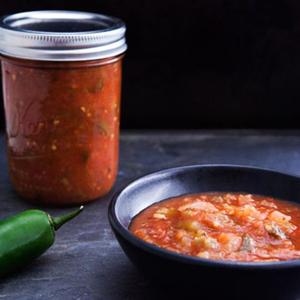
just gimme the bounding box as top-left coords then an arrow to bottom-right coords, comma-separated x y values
2,130 -> 300,299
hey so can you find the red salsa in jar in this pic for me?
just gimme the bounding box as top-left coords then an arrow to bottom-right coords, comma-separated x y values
0,11 -> 127,204
130,193 -> 300,262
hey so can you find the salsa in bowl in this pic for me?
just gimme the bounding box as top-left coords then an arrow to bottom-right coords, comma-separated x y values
130,192 -> 300,262
109,165 -> 300,298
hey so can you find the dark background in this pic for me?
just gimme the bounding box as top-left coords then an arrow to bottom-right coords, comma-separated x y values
0,0 -> 300,129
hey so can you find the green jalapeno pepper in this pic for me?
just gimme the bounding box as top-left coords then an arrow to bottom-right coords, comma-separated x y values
0,206 -> 83,276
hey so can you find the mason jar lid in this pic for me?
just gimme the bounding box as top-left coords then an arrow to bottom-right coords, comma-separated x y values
0,10 -> 127,61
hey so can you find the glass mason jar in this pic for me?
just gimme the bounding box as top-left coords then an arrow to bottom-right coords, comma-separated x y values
0,11 -> 127,205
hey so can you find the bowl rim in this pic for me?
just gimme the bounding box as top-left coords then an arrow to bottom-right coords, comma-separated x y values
108,164 -> 300,270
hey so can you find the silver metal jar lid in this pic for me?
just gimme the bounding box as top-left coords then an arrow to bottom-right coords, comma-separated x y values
0,10 -> 127,61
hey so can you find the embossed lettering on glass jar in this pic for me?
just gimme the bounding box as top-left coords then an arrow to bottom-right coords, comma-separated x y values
0,11 -> 127,204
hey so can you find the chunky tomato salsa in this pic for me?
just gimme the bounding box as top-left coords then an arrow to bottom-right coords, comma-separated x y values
2,56 -> 123,204
130,193 -> 300,262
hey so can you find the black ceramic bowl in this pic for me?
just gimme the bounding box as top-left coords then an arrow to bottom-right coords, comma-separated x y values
108,165 -> 300,299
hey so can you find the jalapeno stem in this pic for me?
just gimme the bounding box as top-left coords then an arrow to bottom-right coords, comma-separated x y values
51,206 -> 84,230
